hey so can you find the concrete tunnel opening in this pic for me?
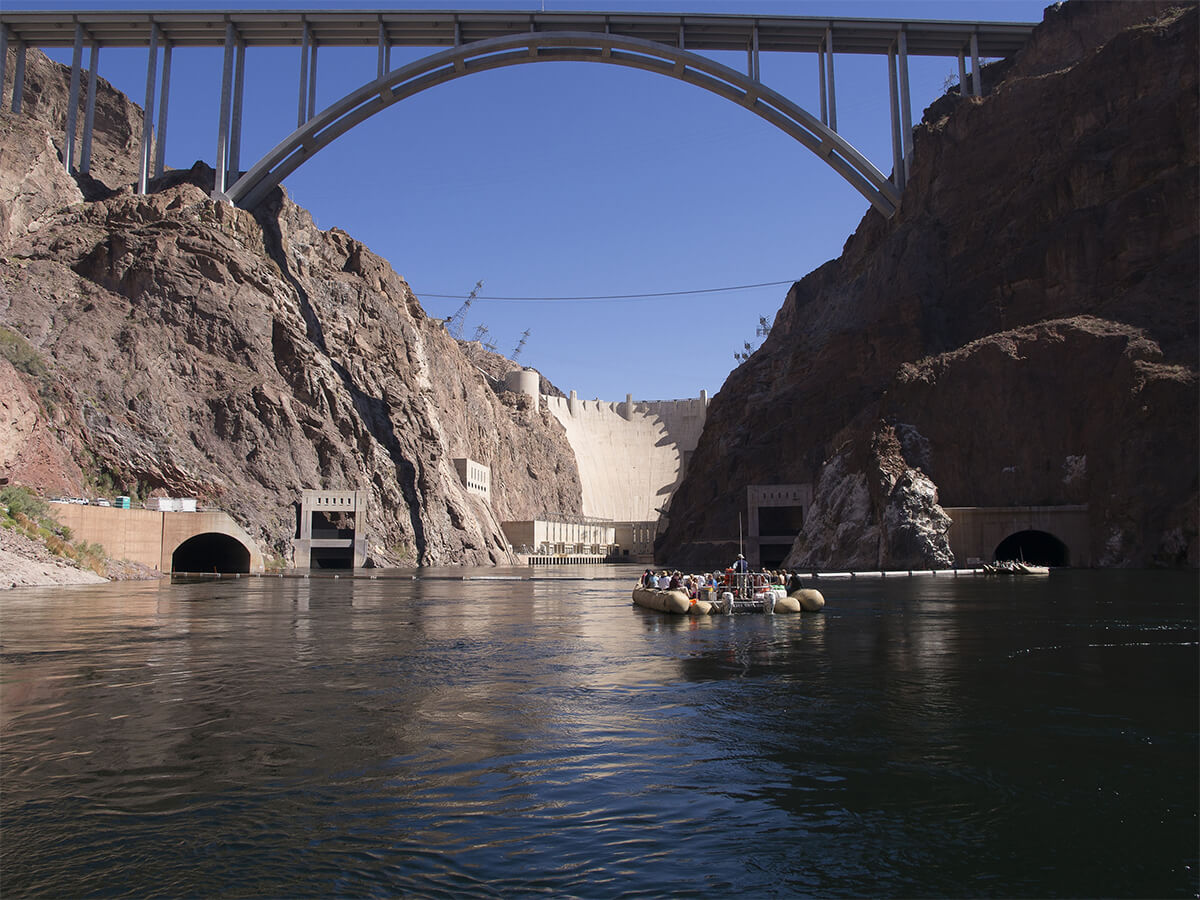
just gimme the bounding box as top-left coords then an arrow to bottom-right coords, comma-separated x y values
171,533 -> 252,574
994,530 -> 1070,567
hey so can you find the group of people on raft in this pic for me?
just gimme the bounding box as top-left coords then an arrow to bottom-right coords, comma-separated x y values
639,554 -> 806,599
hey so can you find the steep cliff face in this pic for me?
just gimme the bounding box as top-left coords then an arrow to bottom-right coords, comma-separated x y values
879,317 -> 1196,566
0,51 -> 582,566
661,2 -> 1198,569
786,425 -> 955,572
1,45 -> 143,209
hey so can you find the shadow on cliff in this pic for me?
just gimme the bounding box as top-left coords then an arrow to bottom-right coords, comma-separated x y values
245,184 -> 429,559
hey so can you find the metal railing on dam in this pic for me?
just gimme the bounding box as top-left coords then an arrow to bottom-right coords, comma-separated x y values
523,554 -> 610,566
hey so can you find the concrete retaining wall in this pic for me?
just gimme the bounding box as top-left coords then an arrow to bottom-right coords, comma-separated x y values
944,505 -> 1089,566
49,503 -> 264,572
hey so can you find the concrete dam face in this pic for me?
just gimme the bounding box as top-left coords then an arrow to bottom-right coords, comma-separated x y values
540,389 -> 708,523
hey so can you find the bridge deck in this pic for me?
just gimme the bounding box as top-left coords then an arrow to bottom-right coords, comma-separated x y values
1,10 -> 1034,58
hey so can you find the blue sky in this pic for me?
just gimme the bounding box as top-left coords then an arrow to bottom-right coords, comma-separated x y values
26,0 -> 1050,402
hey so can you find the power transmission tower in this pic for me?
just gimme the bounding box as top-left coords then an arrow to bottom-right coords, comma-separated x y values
511,329 -> 531,361
469,324 -> 498,355
446,280 -> 482,339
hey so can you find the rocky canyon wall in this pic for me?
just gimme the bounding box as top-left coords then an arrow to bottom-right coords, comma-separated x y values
0,46 -> 582,567
659,1 -> 1197,569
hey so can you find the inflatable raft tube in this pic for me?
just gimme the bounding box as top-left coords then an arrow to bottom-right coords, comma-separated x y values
787,588 -> 826,611
632,586 -> 712,615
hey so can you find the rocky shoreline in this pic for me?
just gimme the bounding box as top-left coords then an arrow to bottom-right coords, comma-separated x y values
0,524 -> 163,589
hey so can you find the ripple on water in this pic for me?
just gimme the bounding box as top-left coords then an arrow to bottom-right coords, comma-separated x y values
0,571 -> 1195,898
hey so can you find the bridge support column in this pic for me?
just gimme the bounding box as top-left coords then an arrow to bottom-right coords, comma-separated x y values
0,26 -> 8,110
897,29 -> 913,183
970,32 -> 982,97
64,23 -> 84,173
377,17 -> 390,78
215,23 -> 236,198
80,42 -> 99,174
229,37 -> 246,180
817,39 -> 826,125
824,28 -> 837,132
748,25 -> 759,81
297,20 -> 310,127
154,42 -> 172,179
957,51 -> 968,98
815,28 -> 839,132
888,42 -> 904,191
307,43 -> 319,121
137,23 -> 159,194
10,38 -> 26,114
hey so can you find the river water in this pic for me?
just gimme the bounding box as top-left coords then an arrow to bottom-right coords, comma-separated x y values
1,566 -> 1196,898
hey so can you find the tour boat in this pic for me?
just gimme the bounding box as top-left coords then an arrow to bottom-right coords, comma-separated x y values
631,584 -> 825,615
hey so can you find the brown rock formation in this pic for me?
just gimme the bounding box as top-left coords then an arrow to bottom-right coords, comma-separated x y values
1,45 -> 143,199
0,51 -> 583,566
786,425 -> 954,572
660,2 -> 1198,569
881,317 -> 1196,566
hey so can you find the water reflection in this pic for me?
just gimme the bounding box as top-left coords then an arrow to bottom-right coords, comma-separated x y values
1,569 -> 1196,898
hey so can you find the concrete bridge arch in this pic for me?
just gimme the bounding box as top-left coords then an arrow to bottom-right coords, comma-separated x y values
5,10 -> 1035,216
225,30 -> 900,215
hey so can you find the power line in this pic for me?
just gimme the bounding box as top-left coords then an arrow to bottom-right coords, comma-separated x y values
417,278 -> 798,303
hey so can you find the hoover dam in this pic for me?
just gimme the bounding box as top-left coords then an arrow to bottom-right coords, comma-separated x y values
501,369 -> 707,561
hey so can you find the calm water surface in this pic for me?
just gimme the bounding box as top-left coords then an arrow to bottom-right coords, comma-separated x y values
1,567 -> 1196,898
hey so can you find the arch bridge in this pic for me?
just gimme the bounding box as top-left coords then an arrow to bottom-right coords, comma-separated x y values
1,9 -> 1034,216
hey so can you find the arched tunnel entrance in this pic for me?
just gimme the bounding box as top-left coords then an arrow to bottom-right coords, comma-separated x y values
994,530 -> 1070,567
171,533 -> 252,574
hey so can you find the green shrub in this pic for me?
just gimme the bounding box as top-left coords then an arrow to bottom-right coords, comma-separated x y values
0,326 -> 46,378
1,487 -> 47,523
